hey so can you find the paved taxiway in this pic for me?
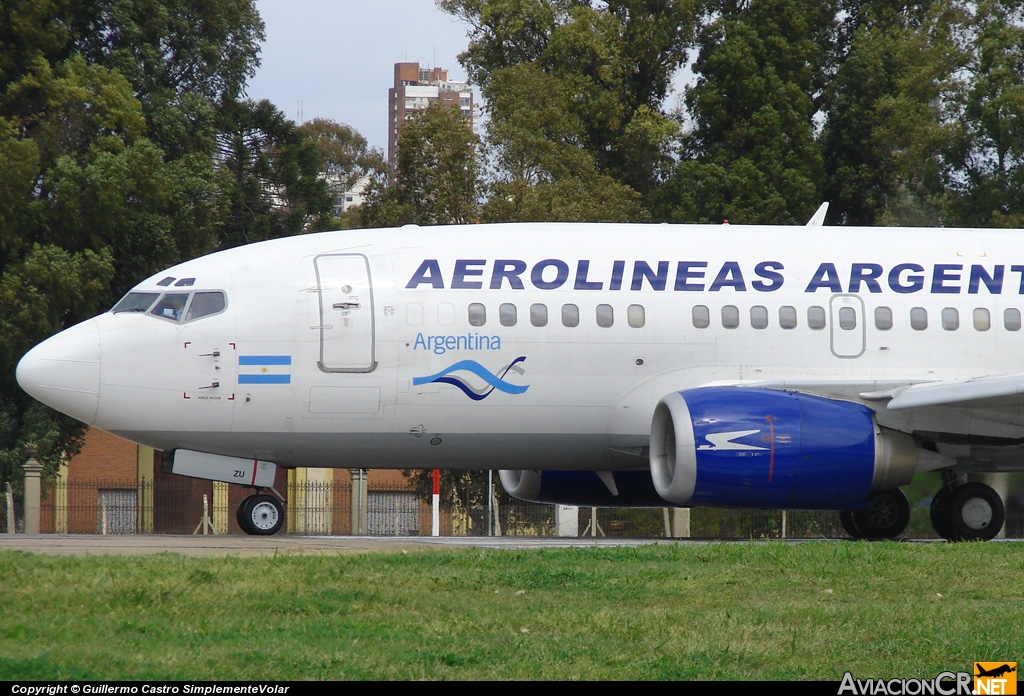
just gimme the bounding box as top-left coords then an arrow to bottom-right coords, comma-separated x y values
0,534 -> 708,556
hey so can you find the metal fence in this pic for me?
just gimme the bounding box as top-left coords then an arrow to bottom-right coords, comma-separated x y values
6,475 -> 1023,538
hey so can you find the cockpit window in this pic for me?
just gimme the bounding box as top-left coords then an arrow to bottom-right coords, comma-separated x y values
112,292 -> 160,313
156,277 -> 175,287
174,278 -> 196,287
151,293 -> 189,321
185,292 -> 226,321
118,290 -> 227,323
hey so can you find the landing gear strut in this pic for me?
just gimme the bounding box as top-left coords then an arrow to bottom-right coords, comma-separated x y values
840,488 -> 910,540
237,492 -> 285,535
930,481 -> 1004,541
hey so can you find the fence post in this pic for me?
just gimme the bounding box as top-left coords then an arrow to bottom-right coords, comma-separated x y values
349,469 -> 367,535
555,505 -> 578,536
670,508 -> 690,538
22,446 -> 43,534
5,482 -> 14,534
431,468 -> 440,537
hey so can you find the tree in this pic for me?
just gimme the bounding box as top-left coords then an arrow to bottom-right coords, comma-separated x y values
944,0 -> 1024,228
440,0 -> 696,208
215,99 -> 334,247
820,1 -> 968,226
298,119 -> 387,229
63,0 -> 264,159
361,102 -> 479,227
480,63 -> 647,222
0,54 -> 164,484
0,0 -> 264,489
0,246 -> 114,485
663,0 -> 835,225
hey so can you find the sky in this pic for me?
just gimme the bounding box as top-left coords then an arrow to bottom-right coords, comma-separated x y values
246,0 -> 475,155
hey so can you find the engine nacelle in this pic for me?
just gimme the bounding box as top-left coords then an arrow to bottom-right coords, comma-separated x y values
649,387 -> 919,509
499,469 -> 666,506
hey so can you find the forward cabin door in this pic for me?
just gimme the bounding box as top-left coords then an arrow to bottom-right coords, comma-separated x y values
314,254 -> 377,372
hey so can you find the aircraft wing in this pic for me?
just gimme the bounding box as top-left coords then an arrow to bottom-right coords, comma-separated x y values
860,374 -> 1024,410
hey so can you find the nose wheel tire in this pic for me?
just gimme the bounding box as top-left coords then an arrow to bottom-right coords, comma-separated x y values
846,488 -> 910,540
237,494 -> 284,536
932,482 -> 1003,542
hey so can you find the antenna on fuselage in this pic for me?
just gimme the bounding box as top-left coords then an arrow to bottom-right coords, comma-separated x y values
805,202 -> 829,227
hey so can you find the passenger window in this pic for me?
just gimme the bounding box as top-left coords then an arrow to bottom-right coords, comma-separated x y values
499,303 -> 517,327
468,303 -> 486,327
150,293 -> 189,321
438,302 -> 455,326
1005,308 -> 1021,331
185,292 -> 226,322
779,306 -> 797,329
838,306 -> 856,330
808,306 -> 826,330
530,303 -> 548,327
596,304 -> 614,328
692,305 -> 710,329
627,304 -> 645,328
750,306 -> 768,329
407,303 -> 423,326
941,307 -> 959,331
910,307 -> 928,330
562,304 -> 579,327
875,307 -> 893,330
722,305 -> 739,329
974,308 -> 990,331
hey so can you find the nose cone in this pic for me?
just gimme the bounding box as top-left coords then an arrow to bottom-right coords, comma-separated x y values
17,319 -> 100,425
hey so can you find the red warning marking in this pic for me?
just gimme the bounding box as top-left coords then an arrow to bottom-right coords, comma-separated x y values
184,342 -> 190,349
183,392 -> 190,399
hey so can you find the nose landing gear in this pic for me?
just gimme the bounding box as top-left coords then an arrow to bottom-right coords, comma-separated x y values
237,492 -> 285,535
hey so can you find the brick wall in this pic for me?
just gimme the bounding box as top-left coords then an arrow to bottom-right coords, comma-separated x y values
67,428 -> 138,483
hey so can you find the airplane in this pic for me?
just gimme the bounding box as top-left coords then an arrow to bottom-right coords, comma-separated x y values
15,208 -> 1024,539
975,665 -> 1016,679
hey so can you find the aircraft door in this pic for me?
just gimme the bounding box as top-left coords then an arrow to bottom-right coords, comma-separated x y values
314,254 -> 377,372
829,294 -> 865,359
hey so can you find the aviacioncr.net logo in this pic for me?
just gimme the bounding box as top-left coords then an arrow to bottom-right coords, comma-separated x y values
838,672 -> 973,695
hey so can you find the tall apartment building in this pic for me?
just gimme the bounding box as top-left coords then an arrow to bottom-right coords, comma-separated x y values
388,62 -> 474,173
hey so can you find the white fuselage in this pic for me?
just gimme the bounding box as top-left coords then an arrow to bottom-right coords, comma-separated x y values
17,222 -> 1024,473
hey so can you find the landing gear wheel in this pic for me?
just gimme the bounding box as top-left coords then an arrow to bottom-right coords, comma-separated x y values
238,494 -> 284,536
237,494 -> 256,530
929,487 -> 953,540
942,483 -> 1004,542
839,510 -> 861,538
850,488 -> 910,540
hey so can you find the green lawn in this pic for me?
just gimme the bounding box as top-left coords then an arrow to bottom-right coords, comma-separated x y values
1,542 -> 1021,680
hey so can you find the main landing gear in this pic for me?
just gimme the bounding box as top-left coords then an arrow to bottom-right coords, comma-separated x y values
839,478 -> 1006,541
929,480 -> 1004,542
237,492 -> 285,535
839,488 -> 911,540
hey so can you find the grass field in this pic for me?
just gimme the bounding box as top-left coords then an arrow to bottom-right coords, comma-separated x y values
1,542 -> 1022,680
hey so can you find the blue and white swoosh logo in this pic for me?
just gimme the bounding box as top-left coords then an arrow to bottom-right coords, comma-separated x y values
413,357 -> 528,401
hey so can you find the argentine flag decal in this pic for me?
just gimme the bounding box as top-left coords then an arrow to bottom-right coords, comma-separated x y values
238,355 -> 291,384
